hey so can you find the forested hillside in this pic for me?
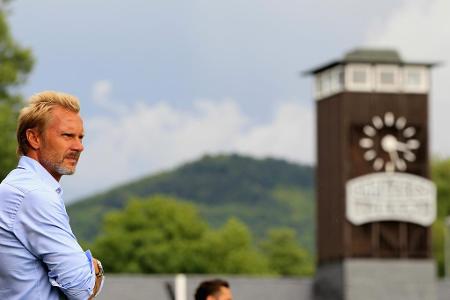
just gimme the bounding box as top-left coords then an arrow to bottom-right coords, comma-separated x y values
68,154 -> 315,251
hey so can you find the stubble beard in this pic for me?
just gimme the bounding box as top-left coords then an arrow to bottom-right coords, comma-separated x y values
42,152 -> 81,176
54,163 -> 76,176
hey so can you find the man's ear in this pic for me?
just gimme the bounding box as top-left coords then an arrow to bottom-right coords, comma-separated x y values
26,128 -> 41,150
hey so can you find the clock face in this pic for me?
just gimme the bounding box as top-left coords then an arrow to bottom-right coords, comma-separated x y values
359,112 -> 420,172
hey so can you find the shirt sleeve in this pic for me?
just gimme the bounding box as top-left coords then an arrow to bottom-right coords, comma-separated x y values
12,189 -> 96,300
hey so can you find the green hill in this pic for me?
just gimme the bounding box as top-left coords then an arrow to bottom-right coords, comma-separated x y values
67,154 -> 315,251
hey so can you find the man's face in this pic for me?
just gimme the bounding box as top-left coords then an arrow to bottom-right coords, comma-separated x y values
209,287 -> 233,300
37,106 -> 84,181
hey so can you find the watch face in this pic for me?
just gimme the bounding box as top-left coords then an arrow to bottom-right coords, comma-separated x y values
359,112 -> 420,172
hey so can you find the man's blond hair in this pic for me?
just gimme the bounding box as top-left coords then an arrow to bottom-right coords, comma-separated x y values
17,91 -> 80,156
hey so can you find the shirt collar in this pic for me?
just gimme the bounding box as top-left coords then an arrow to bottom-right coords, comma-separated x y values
18,156 -> 63,196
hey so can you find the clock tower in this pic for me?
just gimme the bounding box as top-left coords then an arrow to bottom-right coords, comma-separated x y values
307,48 -> 437,300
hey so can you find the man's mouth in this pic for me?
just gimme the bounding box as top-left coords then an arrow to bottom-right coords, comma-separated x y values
65,153 -> 80,163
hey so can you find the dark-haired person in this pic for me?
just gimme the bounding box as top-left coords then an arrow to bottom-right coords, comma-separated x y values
0,91 -> 104,299
194,279 -> 233,300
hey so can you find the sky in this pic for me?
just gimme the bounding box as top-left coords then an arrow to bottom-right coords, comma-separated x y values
6,0 -> 450,202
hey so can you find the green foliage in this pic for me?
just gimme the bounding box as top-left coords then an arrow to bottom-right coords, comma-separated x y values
199,218 -> 270,274
91,196 -> 270,275
432,219 -> 445,277
271,186 -> 315,253
92,195 -> 208,273
0,99 -> 18,179
69,203 -> 115,246
0,6 -> 34,180
194,185 -> 316,256
0,10 -> 33,92
432,158 -> 450,218
260,228 -> 314,276
431,158 -> 450,277
69,155 -> 316,275
68,154 -> 315,249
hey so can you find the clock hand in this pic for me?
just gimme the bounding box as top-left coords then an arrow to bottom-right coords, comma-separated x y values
389,149 -> 398,162
396,140 -> 420,151
383,150 -> 397,172
387,148 -> 407,171
390,150 -> 400,170
396,141 -> 408,152
396,141 -> 414,154
395,140 -> 417,162
385,160 -> 395,172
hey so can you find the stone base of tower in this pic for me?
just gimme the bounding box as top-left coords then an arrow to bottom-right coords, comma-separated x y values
314,259 -> 436,300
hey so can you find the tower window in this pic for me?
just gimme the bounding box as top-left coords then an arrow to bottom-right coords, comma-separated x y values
330,66 -> 344,93
380,71 -> 395,84
375,65 -> 399,92
352,69 -> 367,84
403,66 -> 429,93
346,64 -> 372,91
321,71 -> 330,95
405,70 -> 422,86
314,66 -> 345,100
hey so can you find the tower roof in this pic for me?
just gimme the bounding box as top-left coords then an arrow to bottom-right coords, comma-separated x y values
343,48 -> 402,63
304,48 -> 436,75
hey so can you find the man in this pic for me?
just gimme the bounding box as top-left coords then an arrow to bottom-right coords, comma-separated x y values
194,279 -> 233,300
0,91 -> 104,299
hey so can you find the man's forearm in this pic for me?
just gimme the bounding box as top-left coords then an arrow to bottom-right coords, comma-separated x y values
89,258 -> 104,299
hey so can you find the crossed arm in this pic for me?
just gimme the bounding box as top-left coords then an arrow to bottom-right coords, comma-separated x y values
14,189 -> 104,299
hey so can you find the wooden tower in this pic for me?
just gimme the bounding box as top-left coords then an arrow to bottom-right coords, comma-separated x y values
307,48 -> 437,300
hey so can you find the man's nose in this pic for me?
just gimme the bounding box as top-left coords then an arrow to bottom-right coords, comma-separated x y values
72,138 -> 84,152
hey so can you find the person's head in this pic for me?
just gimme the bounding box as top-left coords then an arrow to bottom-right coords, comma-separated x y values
194,279 -> 232,300
17,91 -> 84,181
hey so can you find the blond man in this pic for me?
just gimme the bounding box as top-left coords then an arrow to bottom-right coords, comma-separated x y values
0,91 -> 104,299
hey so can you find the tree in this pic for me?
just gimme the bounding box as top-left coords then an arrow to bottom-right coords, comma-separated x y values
199,218 -> 270,274
432,219 -> 445,277
260,228 -> 314,276
431,158 -> 450,277
0,4 -> 34,180
91,195 -> 270,274
92,195 -> 209,273
432,158 -> 450,218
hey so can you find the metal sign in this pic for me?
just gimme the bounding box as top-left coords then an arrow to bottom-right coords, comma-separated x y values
346,172 -> 436,226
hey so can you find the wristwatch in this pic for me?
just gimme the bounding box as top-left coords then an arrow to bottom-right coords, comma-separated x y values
89,259 -> 104,299
95,259 -> 104,278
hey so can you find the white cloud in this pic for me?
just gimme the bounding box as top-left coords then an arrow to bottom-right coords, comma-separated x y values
90,79 -> 135,115
61,97 -> 314,202
235,102 -> 314,163
91,80 -> 112,104
364,0 -> 450,157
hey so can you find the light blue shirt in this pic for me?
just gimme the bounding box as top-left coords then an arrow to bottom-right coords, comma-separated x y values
0,156 -> 96,300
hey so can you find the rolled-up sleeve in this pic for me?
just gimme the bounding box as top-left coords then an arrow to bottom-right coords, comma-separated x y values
12,189 -> 95,300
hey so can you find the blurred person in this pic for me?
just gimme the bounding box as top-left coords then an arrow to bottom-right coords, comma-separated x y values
194,279 -> 233,300
0,91 -> 104,299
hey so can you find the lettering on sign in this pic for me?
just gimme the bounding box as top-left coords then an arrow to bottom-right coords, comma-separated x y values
346,173 -> 436,226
